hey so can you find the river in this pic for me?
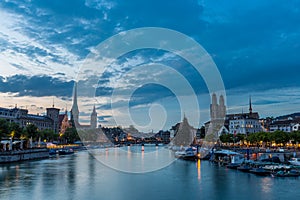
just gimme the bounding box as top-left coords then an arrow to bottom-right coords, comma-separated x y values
0,146 -> 299,200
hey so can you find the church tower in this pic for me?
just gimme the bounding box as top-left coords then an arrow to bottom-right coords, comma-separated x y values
207,93 -> 226,140
210,93 -> 218,120
218,95 -> 226,119
71,83 -> 79,126
90,105 -> 97,129
46,103 -> 60,134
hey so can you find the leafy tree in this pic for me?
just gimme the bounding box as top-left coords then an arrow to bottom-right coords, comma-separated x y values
40,129 -> 55,141
256,132 -> 271,147
290,131 -> 300,144
220,134 -> 233,144
0,119 -> 9,139
271,130 -> 290,146
24,124 -> 39,141
9,122 -> 22,139
62,127 -> 80,144
235,133 -> 245,143
246,133 -> 259,146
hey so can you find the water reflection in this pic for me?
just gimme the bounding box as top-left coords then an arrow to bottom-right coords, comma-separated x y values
197,159 -> 201,181
90,145 -> 175,173
261,177 -> 273,194
1,148 -> 300,200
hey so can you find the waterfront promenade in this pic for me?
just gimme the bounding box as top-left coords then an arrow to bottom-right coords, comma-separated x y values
0,148 -> 49,163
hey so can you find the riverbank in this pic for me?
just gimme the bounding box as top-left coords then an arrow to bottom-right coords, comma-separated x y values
0,148 -> 49,163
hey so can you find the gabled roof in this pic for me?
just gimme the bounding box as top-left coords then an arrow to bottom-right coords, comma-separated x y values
270,119 -> 300,126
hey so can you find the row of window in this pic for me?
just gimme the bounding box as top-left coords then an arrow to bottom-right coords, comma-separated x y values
21,120 -> 53,128
230,124 -> 261,129
230,120 -> 259,125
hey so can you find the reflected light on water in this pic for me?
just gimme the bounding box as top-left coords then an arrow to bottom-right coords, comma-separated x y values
127,146 -> 131,159
261,177 -> 273,194
105,148 -> 109,158
197,159 -> 201,181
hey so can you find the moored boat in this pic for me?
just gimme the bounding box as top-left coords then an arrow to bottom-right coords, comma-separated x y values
58,148 -> 74,155
289,158 -> 300,166
226,163 -> 240,169
49,149 -> 57,155
272,170 -> 300,177
211,149 -> 244,166
237,165 -> 252,172
175,147 -> 199,161
249,168 -> 270,176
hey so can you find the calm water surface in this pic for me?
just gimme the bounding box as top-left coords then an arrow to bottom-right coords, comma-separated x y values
1,146 -> 300,200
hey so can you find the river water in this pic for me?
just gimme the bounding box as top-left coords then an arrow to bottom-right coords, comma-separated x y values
1,146 -> 299,200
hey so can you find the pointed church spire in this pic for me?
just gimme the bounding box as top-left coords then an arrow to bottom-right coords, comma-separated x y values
72,83 -> 78,110
65,104 -> 68,115
92,104 -> 97,115
71,82 -> 79,124
249,95 -> 252,114
91,104 -> 97,129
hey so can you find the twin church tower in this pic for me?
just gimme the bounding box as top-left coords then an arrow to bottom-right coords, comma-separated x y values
210,93 -> 226,122
70,83 -> 98,129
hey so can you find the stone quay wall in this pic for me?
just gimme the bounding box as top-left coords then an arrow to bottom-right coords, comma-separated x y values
0,148 -> 49,163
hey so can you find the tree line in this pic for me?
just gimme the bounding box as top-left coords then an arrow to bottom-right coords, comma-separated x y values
0,119 -> 80,144
219,130 -> 300,147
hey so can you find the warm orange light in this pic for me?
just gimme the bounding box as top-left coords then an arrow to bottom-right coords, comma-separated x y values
197,159 -> 201,181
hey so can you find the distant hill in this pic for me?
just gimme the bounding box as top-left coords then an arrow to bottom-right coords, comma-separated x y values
276,112 -> 300,120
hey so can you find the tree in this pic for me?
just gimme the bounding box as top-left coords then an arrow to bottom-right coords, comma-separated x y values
40,129 -> 55,141
219,134 -> 233,144
271,130 -> 290,146
0,119 -> 9,139
24,124 -> 39,141
246,133 -> 259,146
257,132 -> 271,147
9,122 -> 22,139
235,133 -> 245,143
290,131 -> 300,145
62,127 -> 80,144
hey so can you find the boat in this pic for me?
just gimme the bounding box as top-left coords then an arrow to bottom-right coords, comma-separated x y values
263,164 -> 291,171
272,170 -> 300,177
237,165 -> 252,172
261,156 -> 281,163
289,158 -> 300,166
58,148 -> 74,155
249,168 -> 270,176
49,149 -> 57,155
226,163 -> 240,169
175,147 -> 199,161
211,149 -> 244,166
181,150 -> 198,161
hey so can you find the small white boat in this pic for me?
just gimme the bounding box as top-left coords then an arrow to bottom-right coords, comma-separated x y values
175,147 -> 198,160
289,158 -> 300,166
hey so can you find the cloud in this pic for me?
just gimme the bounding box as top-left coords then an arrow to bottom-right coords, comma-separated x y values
0,75 -> 74,97
254,99 -> 283,106
1,0 -> 300,129
98,115 -> 112,123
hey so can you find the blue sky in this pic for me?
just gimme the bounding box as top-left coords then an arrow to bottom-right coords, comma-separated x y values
0,0 -> 300,131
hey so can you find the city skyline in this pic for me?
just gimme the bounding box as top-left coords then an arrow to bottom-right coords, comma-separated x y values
0,1 -> 300,130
